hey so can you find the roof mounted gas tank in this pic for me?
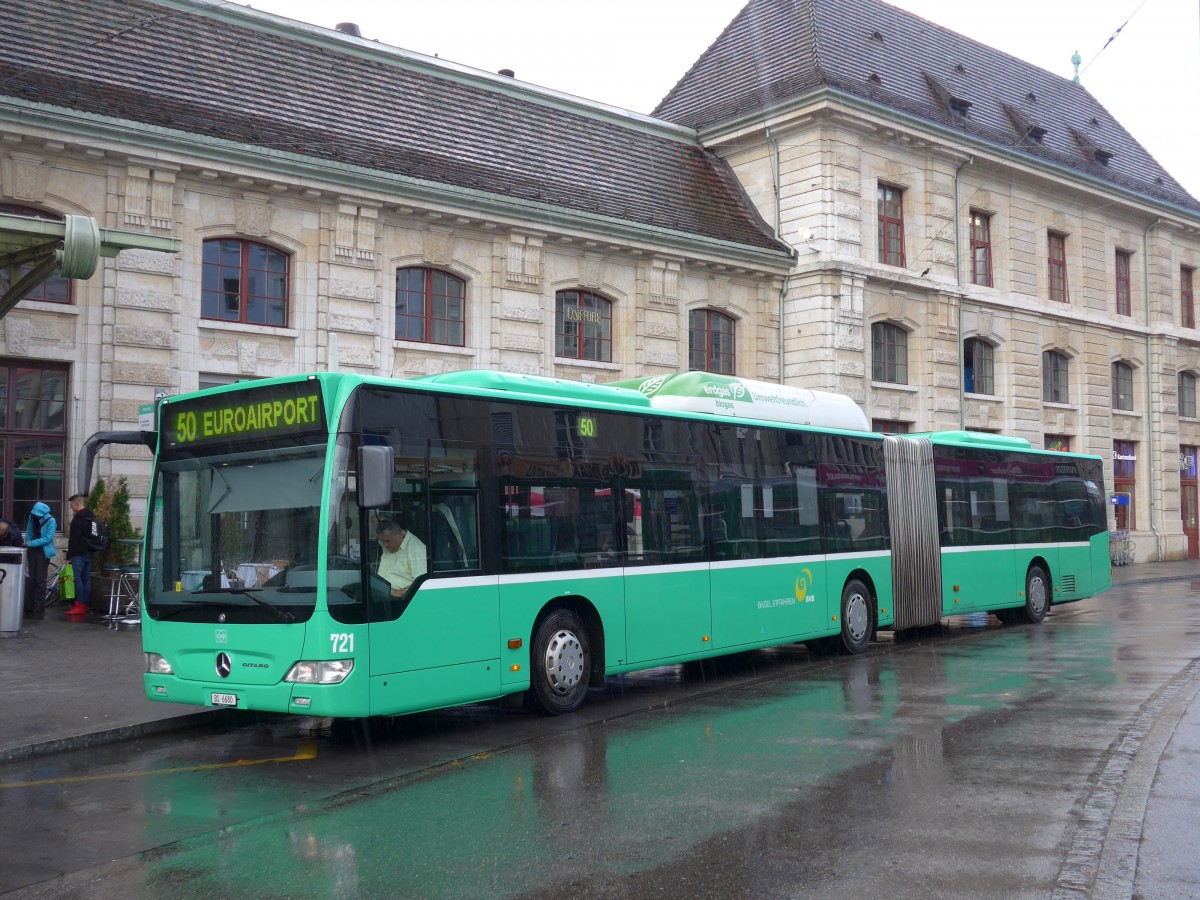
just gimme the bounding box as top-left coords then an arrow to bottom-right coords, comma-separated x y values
607,372 -> 869,432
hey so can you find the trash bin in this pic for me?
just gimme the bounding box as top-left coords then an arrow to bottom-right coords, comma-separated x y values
0,547 -> 26,637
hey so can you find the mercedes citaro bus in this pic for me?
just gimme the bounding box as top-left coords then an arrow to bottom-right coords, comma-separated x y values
141,370 -> 1111,717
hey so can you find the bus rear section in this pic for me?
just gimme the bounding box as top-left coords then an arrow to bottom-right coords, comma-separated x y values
882,433 -> 1110,629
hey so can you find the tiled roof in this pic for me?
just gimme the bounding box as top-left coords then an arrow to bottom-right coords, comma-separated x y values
0,0 -> 791,257
654,0 -> 1200,215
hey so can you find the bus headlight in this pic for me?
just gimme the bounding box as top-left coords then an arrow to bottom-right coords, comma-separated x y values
145,652 -> 174,675
284,659 -> 354,684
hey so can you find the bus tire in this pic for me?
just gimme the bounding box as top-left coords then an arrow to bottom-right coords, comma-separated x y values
528,608 -> 591,715
1022,565 -> 1050,624
838,578 -> 873,655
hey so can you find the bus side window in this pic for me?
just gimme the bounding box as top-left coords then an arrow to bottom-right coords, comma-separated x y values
707,509 -> 733,559
834,519 -> 852,545
500,485 -> 559,572
430,498 -> 477,572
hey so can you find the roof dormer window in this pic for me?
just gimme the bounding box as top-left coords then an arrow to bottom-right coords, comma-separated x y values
924,72 -> 971,118
1003,103 -> 1047,145
1071,127 -> 1113,166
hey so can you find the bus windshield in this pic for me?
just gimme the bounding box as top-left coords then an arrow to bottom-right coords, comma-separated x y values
144,444 -> 326,623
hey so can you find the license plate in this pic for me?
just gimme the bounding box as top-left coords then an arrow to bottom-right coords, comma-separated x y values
210,692 -> 238,707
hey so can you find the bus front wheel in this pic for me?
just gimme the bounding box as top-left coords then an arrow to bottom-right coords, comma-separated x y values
528,609 -> 591,715
1021,565 -> 1050,624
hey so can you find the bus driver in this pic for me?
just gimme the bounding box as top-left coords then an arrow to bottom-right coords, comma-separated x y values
376,518 -> 427,597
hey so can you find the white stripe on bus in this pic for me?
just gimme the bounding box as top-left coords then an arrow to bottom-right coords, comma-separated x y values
941,541 -> 1093,554
419,543 -> 1092,590
710,550 -> 889,571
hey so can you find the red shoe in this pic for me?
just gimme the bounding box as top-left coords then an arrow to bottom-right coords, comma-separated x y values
66,602 -> 89,616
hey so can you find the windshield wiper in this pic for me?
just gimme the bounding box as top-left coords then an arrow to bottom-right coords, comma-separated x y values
190,587 -> 295,623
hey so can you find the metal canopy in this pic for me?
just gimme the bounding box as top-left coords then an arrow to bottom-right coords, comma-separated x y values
0,213 -> 181,319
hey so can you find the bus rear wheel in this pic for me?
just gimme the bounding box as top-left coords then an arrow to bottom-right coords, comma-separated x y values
1021,565 -> 1050,624
838,578 -> 873,655
528,609 -> 591,715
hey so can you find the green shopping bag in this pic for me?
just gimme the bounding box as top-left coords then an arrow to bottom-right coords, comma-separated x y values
59,562 -> 75,600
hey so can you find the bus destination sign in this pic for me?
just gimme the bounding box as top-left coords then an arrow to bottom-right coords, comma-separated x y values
163,380 -> 325,448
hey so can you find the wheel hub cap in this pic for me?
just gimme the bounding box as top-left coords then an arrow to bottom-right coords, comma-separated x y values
847,593 -> 869,641
544,629 -> 583,695
1030,578 -> 1047,613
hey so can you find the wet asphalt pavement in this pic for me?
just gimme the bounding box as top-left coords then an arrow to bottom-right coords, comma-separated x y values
2,575 -> 1199,898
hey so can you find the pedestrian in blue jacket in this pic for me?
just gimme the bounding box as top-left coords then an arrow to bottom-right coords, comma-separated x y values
24,501 -> 57,619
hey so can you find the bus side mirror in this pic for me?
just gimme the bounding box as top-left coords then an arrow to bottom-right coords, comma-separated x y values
358,445 -> 394,509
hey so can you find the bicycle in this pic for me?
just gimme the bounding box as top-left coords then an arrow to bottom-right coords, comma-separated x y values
28,557 -> 64,608
1109,530 -> 1134,567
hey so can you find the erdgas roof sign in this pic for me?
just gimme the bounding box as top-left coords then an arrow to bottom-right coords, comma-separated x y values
608,372 -> 869,432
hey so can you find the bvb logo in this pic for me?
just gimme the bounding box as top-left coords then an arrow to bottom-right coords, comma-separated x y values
794,567 -> 814,602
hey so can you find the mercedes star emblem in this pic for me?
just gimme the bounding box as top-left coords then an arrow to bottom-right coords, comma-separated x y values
216,652 -> 232,678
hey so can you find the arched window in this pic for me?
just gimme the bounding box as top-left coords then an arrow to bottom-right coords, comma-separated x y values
871,322 -> 907,384
963,338 -> 994,395
396,267 -> 465,345
555,290 -> 612,362
1043,351 -> 1069,404
201,238 -> 289,327
688,309 -> 735,374
0,204 -> 70,304
1179,371 -> 1197,418
1111,362 -> 1134,411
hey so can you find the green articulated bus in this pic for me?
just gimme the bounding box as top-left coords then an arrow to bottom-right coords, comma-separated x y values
141,370 -> 1111,718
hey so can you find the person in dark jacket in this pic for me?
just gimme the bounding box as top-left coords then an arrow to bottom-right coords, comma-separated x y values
0,517 -> 24,547
24,501 -> 56,619
66,494 -> 97,617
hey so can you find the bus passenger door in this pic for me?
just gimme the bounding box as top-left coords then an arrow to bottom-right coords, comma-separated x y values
622,472 -> 711,664
365,445 -> 500,715
709,472 -> 828,649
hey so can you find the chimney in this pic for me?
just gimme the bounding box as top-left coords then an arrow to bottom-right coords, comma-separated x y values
335,22 -> 362,37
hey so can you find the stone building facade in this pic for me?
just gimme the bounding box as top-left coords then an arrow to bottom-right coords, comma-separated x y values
654,0 -> 1200,562
1,0 -> 1198,560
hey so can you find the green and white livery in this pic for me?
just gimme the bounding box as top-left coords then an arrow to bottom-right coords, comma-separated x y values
140,370 -> 1111,718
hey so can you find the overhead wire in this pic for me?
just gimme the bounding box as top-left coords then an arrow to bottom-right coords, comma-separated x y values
1079,0 -> 1150,77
